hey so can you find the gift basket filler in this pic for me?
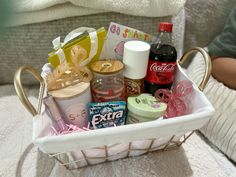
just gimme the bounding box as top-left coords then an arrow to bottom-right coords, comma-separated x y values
14,22 -> 214,169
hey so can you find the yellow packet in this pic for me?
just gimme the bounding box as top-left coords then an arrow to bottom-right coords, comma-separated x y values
48,27 -> 107,68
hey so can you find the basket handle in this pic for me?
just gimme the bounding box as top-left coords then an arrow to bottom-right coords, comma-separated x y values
178,47 -> 212,91
14,66 -> 45,116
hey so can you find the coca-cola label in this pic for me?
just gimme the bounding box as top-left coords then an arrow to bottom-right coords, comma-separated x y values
145,61 -> 176,84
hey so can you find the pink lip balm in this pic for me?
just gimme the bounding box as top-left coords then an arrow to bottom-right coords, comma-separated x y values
43,96 -> 68,132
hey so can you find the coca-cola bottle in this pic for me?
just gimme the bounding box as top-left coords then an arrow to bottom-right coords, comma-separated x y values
144,22 -> 177,95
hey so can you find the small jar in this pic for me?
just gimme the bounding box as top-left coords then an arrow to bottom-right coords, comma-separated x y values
127,94 -> 167,124
90,59 -> 125,102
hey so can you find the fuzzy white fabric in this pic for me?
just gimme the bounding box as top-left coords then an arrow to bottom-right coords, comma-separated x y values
8,0 -> 186,26
0,85 -> 236,177
186,49 -> 236,162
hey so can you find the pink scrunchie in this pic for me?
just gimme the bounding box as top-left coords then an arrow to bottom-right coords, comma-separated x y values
154,80 -> 193,118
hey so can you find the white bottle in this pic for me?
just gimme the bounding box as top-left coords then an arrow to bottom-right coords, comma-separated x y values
123,40 -> 150,98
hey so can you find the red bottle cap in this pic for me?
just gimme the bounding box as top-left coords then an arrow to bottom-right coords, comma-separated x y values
158,22 -> 173,32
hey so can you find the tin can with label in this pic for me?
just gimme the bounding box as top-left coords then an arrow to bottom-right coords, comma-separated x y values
90,59 -> 125,102
48,82 -> 91,128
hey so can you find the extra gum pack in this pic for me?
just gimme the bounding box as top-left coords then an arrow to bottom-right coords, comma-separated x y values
88,101 -> 127,129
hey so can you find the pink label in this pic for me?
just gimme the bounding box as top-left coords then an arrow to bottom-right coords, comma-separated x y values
65,103 -> 88,128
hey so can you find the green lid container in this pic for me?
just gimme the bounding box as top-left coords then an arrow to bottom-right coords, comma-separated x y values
127,94 -> 167,124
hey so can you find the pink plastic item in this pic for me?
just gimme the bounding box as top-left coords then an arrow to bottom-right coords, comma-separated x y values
154,80 -> 193,118
51,123 -> 90,136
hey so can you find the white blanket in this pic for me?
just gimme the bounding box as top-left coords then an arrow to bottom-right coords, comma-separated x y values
8,0 -> 186,26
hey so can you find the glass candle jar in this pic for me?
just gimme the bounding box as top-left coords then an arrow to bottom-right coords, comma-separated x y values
90,59 -> 125,102
48,82 -> 91,128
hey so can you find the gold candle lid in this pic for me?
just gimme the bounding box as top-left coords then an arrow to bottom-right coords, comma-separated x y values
90,59 -> 124,74
48,82 -> 90,99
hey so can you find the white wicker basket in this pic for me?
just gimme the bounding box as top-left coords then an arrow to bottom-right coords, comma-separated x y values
14,47 -> 214,169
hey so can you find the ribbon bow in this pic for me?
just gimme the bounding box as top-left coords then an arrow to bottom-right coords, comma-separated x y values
46,45 -> 93,91
154,80 -> 193,118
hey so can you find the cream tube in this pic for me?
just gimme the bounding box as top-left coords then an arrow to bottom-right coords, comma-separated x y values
43,96 -> 68,132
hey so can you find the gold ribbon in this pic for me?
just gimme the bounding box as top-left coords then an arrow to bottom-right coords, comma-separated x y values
47,45 -> 93,91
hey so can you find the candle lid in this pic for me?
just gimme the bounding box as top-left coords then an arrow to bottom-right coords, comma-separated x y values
127,94 -> 167,118
48,82 -> 90,99
90,59 -> 124,74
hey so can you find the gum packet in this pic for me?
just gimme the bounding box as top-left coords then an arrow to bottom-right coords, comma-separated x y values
88,101 -> 127,129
